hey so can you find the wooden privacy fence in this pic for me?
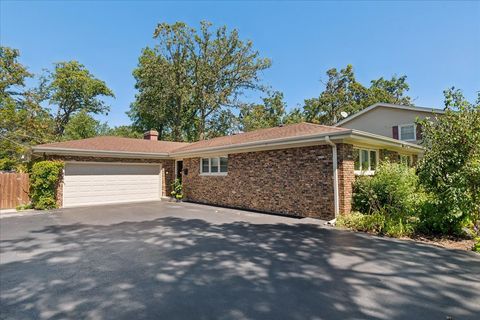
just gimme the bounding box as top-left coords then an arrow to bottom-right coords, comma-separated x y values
0,172 -> 30,209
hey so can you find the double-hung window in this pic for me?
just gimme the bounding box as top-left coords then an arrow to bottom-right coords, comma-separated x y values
353,148 -> 378,175
201,156 -> 228,175
399,124 -> 416,141
400,154 -> 413,167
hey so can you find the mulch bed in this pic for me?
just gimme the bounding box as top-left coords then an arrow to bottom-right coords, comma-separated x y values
336,225 -> 476,252
404,235 -> 476,251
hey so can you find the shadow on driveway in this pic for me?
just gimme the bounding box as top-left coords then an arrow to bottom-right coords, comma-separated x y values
1,204 -> 479,320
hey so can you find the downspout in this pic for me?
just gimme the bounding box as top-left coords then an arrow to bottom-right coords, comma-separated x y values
325,136 -> 339,222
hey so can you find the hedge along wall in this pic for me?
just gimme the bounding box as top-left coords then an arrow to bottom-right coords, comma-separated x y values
30,160 -> 64,210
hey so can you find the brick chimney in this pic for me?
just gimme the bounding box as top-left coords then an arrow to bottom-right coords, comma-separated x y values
144,129 -> 159,141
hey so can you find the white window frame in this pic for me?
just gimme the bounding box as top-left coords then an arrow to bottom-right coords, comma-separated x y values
399,123 -> 416,141
354,148 -> 378,176
200,156 -> 228,176
400,154 -> 413,167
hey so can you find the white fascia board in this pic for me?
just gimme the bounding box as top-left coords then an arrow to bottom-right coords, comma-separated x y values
31,147 -> 171,159
348,130 -> 424,153
170,130 -> 351,157
32,128 -> 424,159
335,103 -> 445,127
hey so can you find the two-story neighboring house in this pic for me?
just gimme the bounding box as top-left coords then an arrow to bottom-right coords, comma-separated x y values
335,102 -> 444,166
335,102 -> 444,144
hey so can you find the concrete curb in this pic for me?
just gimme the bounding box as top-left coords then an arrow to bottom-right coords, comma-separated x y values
0,209 -> 45,219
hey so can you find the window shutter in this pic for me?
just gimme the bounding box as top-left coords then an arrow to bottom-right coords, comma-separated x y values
392,126 -> 399,139
416,124 -> 422,140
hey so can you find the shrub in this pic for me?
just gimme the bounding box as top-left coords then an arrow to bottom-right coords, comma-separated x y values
30,161 -> 64,210
337,212 -> 385,233
346,162 -> 424,238
337,212 -> 416,238
473,237 -> 480,253
16,203 -> 33,211
0,158 -> 17,171
352,161 -> 420,216
170,178 -> 183,200
417,88 -> 480,235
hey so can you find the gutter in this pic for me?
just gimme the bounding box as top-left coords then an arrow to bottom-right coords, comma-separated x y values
172,130 -> 350,157
349,130 -> 424,151
31,128 -> 424,160
325,136 -> 339,220
31,147 -> 170,159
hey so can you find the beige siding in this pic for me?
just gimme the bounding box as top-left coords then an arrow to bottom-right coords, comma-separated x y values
340,106 -> 439,143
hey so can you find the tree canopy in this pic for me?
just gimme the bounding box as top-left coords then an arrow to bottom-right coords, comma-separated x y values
238,91 -> 287,132
0,47 -> 54,168
130,21 -> 271,141
303,64 -> 413,125
63,111 -> 109,140
40,61 -> 114,135
0,47 -> 123,169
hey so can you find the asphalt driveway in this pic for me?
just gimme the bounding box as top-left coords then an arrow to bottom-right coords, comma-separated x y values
1,201 -> 479,320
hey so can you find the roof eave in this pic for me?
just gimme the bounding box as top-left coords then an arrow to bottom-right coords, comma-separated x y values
31,147 -> 171,159
31,129 -> 424,159
171,130 -> 353,157
335,102 -> 445,127
348,130 -> 424,152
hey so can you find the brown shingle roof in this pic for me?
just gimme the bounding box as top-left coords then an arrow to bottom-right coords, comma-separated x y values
34,123 -> 350,155
35,136 -> 189,154
173,122 -> 350,153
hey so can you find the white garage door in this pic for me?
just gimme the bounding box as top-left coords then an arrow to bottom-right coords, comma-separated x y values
63,162 -> 161,207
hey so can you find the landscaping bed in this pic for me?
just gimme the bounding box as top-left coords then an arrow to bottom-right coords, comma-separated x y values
406,235 -> 475,251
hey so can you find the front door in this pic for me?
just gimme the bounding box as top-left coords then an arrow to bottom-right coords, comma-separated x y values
176,160 -> 183,181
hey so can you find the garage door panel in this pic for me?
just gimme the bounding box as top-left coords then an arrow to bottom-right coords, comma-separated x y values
63,184 -> 159,193
64,175 -> 159,182
63,186 -> 158,195
64,193 -> 159,206
63,179 -> 160,188
65,163 -> 159,176
63,163 -> 162,207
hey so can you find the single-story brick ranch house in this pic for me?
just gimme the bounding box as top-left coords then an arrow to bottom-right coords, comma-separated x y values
32,122 -> 423,220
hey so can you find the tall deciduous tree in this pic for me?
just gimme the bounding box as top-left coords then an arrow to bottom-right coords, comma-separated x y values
106,125 -> 143,138
283,108 -> 305,125
238,91 -> 287,131
63,111 -> 109,140
303,65 -> 412,125
40,61 -> 114,135
130,21 -> 271,141
0,47 -> 54,169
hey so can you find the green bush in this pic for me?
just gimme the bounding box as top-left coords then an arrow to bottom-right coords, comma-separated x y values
16,203 -> 33,211
30,161 -> 64,210
473,237 -> 480,253
0,158 -> 17,171
417,89 -> 480,235
352,161 -> 420,215
337,212 -> 385,233
345,162 -> 424,238
337,212 -> 416,238
170,178 -> 183,200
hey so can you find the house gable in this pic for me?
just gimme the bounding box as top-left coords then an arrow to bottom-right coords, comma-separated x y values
336,104 -> 443,143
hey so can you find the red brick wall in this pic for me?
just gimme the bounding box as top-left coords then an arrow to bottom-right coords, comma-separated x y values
182,144 -> 355,219
379,149 -> 400,162
337,144 -> 354,215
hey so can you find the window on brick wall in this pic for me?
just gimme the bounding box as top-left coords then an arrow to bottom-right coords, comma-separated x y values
354,148 -> 378,175
200,156 -> 228,175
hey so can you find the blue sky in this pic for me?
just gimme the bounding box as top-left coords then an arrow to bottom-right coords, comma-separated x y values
1,1 -> 479,127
